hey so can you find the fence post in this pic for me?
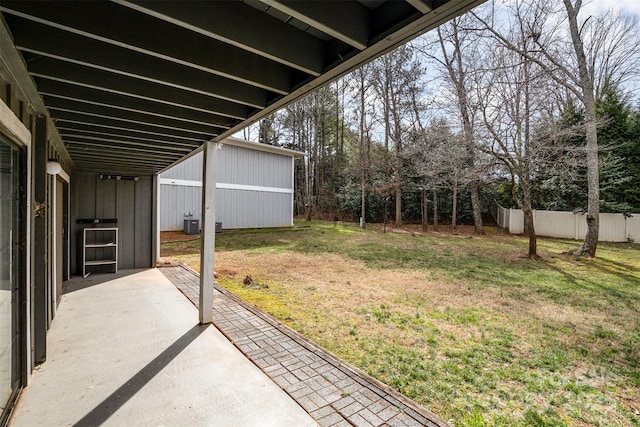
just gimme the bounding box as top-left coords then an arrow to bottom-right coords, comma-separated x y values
625,215 -> 630,242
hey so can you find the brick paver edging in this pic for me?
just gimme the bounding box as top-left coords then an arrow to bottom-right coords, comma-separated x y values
160,264 -> 450,427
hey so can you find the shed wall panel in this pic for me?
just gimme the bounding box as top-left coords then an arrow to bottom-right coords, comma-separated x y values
217,144 -> 292,188
161,152 -> 203,181
159,185 -> 293,230
160,145 -> 293,188
159,142 -> 296,231
217,189 -> 293,229
160,185 -> 201,230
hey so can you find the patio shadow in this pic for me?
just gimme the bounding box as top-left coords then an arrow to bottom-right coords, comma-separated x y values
63,269 -> 149,294
72,323 -> 209,427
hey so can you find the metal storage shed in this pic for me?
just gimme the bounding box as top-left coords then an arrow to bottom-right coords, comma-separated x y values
160,137 -> 303,230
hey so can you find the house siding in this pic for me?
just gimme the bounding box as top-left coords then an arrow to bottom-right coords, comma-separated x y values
1,62 -> 72,397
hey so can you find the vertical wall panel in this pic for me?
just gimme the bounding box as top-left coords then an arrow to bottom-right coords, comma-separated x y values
116,180 -> 135,269
70,174 -> 95,274
134,176 -> 152,268
71,172 -> 153,274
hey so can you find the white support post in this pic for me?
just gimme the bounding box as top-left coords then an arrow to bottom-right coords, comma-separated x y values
152,173 -> 160,267
199,141 -> 217,324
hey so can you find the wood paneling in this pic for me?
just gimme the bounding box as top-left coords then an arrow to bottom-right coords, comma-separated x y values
71,172 -> 154,274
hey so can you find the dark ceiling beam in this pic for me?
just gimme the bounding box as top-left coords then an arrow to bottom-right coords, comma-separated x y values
64,140 -> 186,160
70,154 -> 163,166
28,65 -> 260,116
54,120 -> 204,145
71,161 -> 167,175
59,133 -> 194,154
71,162 -> 164,175
67,150 -> 186,167
49,109 -> 214,140
260,0 -> 370,50
73,165 -> 159,175
56,125 -> 201,149
35,77 -> 247,122
43,97 -> 223,135
52,116 -> 206,143
66,149 -> 170,165
30,67 -> 255,119
115,0 -> 325,76
70,159 -> 161,169
405,0 -> 433,13
76,167 -> 159,175
39,87 -> 235,129
11,24 -> 267,110
67,155 -> 168,170
1,1 -> 292,94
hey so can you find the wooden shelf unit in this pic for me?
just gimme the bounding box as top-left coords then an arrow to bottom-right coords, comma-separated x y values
82,227 -> 118,278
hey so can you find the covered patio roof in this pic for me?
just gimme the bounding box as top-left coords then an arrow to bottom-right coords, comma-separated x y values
0,0 -> 485,175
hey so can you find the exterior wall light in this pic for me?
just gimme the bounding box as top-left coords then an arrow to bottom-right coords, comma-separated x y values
46,161 -> 62,175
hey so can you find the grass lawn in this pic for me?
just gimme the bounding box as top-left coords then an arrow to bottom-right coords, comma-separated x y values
161,221 -> 640,427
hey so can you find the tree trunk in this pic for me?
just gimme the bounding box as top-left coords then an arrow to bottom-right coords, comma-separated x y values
360,173 -> 366,228
563,0 -> 599,257
523,208 -> 537,258
576,117 -> 600,256
469,181 -> 483,233
522,181 -> 537,258
395,177 -> 402,226
422,187 -> 428,232
433,187 -> 438,226
452,181 -> 458,229
358,69 -> 368,229
438,23 -> 484,234
393,119 -> 403,226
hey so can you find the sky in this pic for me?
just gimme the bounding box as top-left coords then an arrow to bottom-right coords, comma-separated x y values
583,0 -> 640,16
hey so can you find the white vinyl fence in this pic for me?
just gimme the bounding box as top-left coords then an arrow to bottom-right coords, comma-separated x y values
495,205 -> 640,243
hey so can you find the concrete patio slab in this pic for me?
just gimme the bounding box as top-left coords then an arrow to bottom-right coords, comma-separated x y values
10,269 -> 316,427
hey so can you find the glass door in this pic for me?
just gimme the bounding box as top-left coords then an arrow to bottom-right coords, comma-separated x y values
0,135 -> 25,423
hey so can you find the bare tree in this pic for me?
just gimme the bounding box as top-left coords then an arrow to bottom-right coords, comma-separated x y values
416,15 -> 486,234
473,0 -> 640,256
349,65 -> 375,228
371,45 -> 424,226
278,85 -> 345,220
406,118 -> 467,230
476,24 -> 557,257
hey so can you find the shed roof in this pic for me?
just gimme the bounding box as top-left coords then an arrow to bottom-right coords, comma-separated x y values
222,137 -> 305,158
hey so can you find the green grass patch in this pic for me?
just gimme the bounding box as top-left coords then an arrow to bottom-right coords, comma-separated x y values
161,221 -> 640,426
